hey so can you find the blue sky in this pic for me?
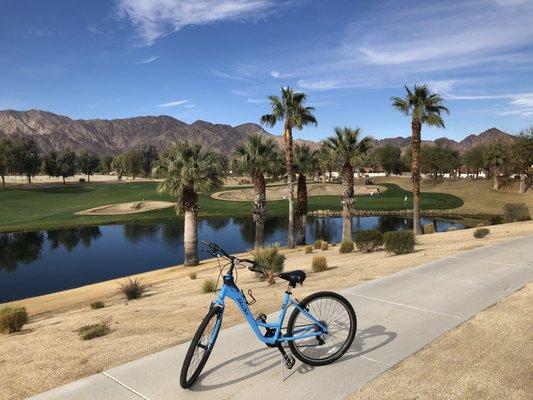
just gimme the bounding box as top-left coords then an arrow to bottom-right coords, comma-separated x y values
1,0 -> 532,141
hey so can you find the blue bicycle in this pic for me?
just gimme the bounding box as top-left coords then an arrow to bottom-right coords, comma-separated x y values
180,241 -> 357,389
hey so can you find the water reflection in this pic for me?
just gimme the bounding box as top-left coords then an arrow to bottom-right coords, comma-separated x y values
0,215 -> 466,302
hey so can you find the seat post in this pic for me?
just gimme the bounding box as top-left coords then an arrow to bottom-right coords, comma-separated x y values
285,283 -> 292,294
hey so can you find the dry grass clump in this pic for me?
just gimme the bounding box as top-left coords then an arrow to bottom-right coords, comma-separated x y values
78,323 -> 110,341
119,278 -> 148,300
423,223 -> 436,234
474,227 -> 490,239
311,255 -> 328,272
189,272 -> 197,280
202,278 -> 218,293
0,307 -> 28,334
339,240 -> 354,254
304,245 -> 313,254
251,243 -> 286,284
90,301 -> 105,310
314,239 -> 323,250
321,242 -> 329,251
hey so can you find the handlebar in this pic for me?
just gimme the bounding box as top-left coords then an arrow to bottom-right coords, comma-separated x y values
201,240 -> 267,276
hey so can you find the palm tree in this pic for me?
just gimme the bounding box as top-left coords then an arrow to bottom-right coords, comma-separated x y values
155,142 -> 226,266
232,134 -> 278,247
261,87 -> 317,248
391,85 -> 449,235
294,143 -> 318,245
324,127 -> 372,242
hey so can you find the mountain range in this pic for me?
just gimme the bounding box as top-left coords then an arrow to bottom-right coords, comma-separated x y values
0,109 -> 516,156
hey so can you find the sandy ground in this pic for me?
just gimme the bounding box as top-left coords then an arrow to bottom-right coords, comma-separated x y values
374,176 -> 533,215
212,183 -> 387,201
1,221 -> 532,399
3,174 -> 156,186
349,283 -> 533,400
76,200 -> 176,215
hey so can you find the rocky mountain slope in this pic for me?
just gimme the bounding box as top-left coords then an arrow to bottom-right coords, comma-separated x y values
0,109 -> 515,155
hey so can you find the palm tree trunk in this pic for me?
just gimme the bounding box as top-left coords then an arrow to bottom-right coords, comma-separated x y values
296,173 -> 308,245
182,186 -> 199,266
341,163 -> 354,242
519,173 -> 526,194
284,122 -> 295,249
411,120 -> 422,235
252,171 -> 266,248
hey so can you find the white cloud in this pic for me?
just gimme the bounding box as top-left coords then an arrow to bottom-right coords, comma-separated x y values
247,98 -> 266,103
270,70 -> 281,78
184,104 -> 196,108
231,89 -> 248,96
156,99 -> 189,107
116,0 -> 279,46
138,56 -> 158,64
87,23 -> 103,35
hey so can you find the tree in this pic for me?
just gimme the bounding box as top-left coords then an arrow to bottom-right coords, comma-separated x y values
510,128 -> 533,193
323,127 -> 373,242
261,87 -> 317,249
391,85 -> 449,235
154,142 -> 226,266
294,143 -> 318,245
111,155 -> 124,180
11,138 -> 41,183
0,138 -> 14,189
420,145 -> 461,183
317,145 -> 334,183
56,149 -> 78,184
140,144 -> 159,178
375,144 -> 404,175
122,149 -> 143,179
482,142 -> 510,191
231,134 -> 278,247
78,151 -> 99,182
463,145 -> 485,178
42,151 -> 59,178
99,155 -> 114,174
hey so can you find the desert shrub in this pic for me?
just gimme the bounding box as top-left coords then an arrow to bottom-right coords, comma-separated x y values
476,222 -> 485,227
304,245 -> 313,254
489,215 -> 503,225
502,203 -> 530,222
251,243 -> 286,277
119,278 -> 147,300
474,228 -> 490,239
423,223 -> 435,234
354,230 -> 383,252
321,242 -> 329,251
339,240 -> 354,254
448,226 -> 458,232
314,239 -> 323,250
90,301 -> 105,310
384,230 -> 416,255
189,272 -> 197,280
202,278 -> 217,293
311,256 -> 328,272
78,322 -> 110,340
0,307 -> 28,334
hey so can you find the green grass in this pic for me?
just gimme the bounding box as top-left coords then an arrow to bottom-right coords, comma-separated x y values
0,182 -> 463,233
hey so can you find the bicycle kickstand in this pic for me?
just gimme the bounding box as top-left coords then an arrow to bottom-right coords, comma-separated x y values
276,343 -> 295,379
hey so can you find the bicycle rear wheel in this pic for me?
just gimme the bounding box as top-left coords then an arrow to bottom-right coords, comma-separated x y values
180,305 -> 222,389
287,291 -> 356,366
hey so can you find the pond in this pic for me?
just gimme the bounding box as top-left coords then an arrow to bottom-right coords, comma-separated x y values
0,215 -> 465,303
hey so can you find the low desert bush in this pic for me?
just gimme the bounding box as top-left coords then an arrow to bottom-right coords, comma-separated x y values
78,322 -> 110,340
119,278 -> 147,300
251,243 -> 286,283
339,240 -> 354,254
474,227 -> 490,239
189,272 -> 197,280
304,245 -> 313,254
0,307 -> 28,334
354,229 -> 383,252
202,278 -> 218,293
502,203 -> 530,222
90,301 -> 105,310
311,255 -> 328,272
314,239 -> 323,250
321,242 -> 329,251
384,230 -> 416,255
476,222 -> 485,227
423,223 -> 435,234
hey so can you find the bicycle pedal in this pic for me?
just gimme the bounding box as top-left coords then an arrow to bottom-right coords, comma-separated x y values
284,355 -> 295,370
256,313 -> 267,323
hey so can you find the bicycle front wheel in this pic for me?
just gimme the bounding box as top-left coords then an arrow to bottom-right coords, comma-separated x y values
180,305 -> 222,389
287,291 -> 356,366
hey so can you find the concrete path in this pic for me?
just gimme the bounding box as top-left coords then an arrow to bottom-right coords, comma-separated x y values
29,235 -> 533,400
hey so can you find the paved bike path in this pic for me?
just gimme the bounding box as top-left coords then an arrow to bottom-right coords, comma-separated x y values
29,235 -> 533,400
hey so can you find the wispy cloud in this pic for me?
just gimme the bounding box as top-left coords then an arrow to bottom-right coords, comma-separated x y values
87,23 -> 103,35
184,104 -> 196,108
27,28 -> 61,37
138,56 -> 158,64
156,99 -> 189,107
270,70 -> 281,78
211,69 -> 255,83
247,98 -> 266,103
115,0 -> 282,46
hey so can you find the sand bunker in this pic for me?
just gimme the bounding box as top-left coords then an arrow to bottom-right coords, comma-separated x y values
76,201 -> 175,216
212,183 -> 387,201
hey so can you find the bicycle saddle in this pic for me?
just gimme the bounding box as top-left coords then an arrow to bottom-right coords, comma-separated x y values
278,270 -> 306,287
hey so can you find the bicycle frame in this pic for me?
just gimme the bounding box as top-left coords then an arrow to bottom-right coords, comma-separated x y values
211,273 -> 328,346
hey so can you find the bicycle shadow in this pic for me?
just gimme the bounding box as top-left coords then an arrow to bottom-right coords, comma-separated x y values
191,324 -> 396,391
